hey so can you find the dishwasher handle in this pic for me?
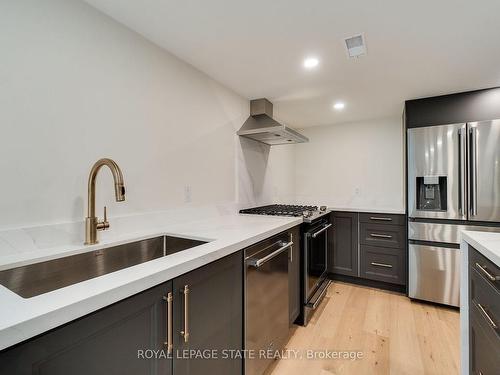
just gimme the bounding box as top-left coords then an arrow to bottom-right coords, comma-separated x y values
247,241 -> 293,268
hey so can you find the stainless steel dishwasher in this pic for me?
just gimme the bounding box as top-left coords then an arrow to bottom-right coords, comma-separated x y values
245,231 -> 292,375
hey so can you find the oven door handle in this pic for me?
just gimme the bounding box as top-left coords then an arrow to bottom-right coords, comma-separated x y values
311,223 -> 332,238
247,241 -> 293,268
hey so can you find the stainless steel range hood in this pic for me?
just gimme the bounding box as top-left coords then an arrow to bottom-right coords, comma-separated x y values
237,98 -> 308,145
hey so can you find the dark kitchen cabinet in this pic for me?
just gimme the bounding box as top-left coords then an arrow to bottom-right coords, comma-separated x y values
359,245 -> 405,285
172,251 -> 243,375
359,212 -> 406,226
0,252 -> 243,375
330,211 -> 406,292
470,312 -> 500,375
329,211 -> 359,277
359,223 -> 406,249
0,281 -> 173,375
288,225 -> 301,325
468,245 -> 500,375
359,214 -> 406,286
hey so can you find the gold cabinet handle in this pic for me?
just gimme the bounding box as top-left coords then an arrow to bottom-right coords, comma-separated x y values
369,216 -> 392,221
477,303 -> 498,330
475,262 -> 500,282
370,233 -> 392,239
180,285 -> 190,343
163,292 -> 173,354
371,262 -> 393,268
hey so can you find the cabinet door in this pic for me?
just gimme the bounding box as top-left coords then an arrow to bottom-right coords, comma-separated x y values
288,226 -> 301,326
173,251 -> 243,375
470,306 -> 500,374
330,212 -> 359,277
360,245 -> 405,285
0,282 -> 172,375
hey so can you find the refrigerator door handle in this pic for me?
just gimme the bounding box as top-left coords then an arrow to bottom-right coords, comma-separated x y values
469,127 -> 478,216
458,127 -> 466,218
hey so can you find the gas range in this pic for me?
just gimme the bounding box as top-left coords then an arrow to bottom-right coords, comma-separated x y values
241,204 -> 333,326
239,204 -> 330,223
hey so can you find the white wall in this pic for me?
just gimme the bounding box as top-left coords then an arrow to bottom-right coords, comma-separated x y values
294,118 -> 405,212
237,139 -> 296,207
0,0 -> 404,231
0,0 -> 293,229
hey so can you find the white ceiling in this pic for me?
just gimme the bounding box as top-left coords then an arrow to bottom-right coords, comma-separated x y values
85,0 -> 500,128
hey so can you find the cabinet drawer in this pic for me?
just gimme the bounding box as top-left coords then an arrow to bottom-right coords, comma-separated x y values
470,303 -> 500,374
360,223 -> 405,249
359,213 -> 405,226
360,245 -> 405,285
469,245 -> 500,293
470,267 -> 500,338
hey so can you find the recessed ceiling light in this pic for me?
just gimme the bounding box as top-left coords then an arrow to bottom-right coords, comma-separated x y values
303,57 -> 319,69
333,102 -> 345,110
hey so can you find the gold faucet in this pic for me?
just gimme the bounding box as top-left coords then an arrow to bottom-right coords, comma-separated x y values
84,158 -> 125,245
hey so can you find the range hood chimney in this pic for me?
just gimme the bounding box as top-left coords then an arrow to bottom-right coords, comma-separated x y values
237,98 -> 308,145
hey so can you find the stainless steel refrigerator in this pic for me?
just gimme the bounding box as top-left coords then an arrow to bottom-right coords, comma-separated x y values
407,119 -> 500,306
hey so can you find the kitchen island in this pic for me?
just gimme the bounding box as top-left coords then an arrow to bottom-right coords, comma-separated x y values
460,230 -> 500,374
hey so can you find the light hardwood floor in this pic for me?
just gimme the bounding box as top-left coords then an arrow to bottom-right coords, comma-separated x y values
268,282 -> 460,375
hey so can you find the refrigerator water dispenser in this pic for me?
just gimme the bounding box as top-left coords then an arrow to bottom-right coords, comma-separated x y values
416,176 -> 447,211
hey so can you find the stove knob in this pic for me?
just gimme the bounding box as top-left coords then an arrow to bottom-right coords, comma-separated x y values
303,210 -> 312,218
320,206 -> 327,212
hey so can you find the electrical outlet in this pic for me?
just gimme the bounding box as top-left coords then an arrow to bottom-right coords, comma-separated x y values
184,185 -> 192,203
354,187 -> 360,195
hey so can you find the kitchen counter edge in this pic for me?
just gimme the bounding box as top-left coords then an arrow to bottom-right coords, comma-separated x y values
0,215 -> 302,351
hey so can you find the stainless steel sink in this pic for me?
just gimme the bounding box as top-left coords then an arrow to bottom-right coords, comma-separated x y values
0,235 -> 207,298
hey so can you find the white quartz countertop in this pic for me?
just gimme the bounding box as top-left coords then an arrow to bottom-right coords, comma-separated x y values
0,207 -> 302,350
461,230 -> 500,266
328,206 -> 406,215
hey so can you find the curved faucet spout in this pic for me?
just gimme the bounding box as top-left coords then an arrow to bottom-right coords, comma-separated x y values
85,158 -> 126,245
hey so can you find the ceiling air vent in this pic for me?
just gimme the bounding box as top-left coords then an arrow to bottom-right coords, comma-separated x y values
344,34 -> 366,58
